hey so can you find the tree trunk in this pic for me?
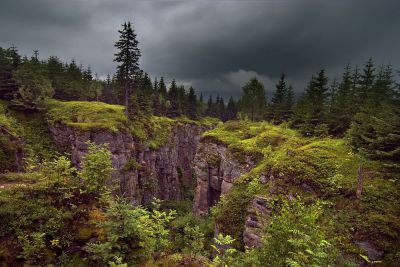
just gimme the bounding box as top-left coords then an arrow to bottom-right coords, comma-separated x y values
356,164 -> 363,199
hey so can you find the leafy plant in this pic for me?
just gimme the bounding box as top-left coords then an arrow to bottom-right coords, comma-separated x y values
182,224 -> 205,258
87,198 -> 175,265
79,142 -> 113,193
208,234 -> 237,267
259,198 -> 339,267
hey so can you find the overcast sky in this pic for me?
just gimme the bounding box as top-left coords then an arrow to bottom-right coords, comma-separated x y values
1,0 -> 399,98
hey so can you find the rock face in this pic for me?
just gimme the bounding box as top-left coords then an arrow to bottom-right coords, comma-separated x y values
0,125 -> 24,172
49,123 -> 204,205
193,139 -> 254,215
243,196 -> 272,248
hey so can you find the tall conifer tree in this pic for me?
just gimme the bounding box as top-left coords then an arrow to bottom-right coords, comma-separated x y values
114,21 -> 141,115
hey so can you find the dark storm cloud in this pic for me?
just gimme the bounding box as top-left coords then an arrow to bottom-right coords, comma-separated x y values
1,0 -> 399,98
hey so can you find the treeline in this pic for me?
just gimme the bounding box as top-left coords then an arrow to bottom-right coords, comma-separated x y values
109,22 -> 238,120
0,47 -> 237,120
236,60 -> 399,166
103,73 -> 238,120
0,22 -> 238,121
0,46 -> 104,110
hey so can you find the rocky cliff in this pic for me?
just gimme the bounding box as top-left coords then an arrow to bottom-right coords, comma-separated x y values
0,124 -> 24,172
243,196 -> 271,248
49,122 -> 205,205
192,138 -> 255,215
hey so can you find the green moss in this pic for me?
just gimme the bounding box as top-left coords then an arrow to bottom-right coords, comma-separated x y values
208,120 -> 400,264
122,159 -> 141,172
45,99 -> 129,133
45,99 -> 218,149
203,120 -> 297,160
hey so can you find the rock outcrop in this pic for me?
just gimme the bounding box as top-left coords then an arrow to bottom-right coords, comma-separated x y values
0,125 -> 24,172
193,139 -> 254,215
243,196 -> 272,248
49,123 -> 205,205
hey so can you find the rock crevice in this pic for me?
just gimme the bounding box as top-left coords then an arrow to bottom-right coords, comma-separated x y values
192,140 -> 254,215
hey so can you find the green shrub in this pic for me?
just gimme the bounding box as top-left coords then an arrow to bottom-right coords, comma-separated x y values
258,198 -> 341,267
79,142 -> 113,193
87,199 -> 176,265
182,225 -> 205,258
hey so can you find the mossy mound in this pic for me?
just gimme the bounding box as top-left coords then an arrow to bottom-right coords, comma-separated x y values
45,99 -> 220,149
208,120 -> 400,263
45,99 -> 129,133
203,120 -> 297,162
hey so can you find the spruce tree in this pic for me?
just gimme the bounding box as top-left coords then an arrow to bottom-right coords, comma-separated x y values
206,95 -> 214,117
153,77 -> 158,93
187,86 -> 198,119
137,72 -> 153,115
114,21 -> 141,116
357,58 -> 375,110
158,76 -> 167,97
167,79 -> 181,117
239,77 -> 267,121
349,64 -> 399,168
177,85 -> 188,115
215,96 -> 226,120
329,64 -> 353,136
284,85 -> 295,121
225,97 -> 238,121
271,73 -> 287,124
297,69 -> 329,136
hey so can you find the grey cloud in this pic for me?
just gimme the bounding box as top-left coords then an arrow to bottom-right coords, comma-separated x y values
0,0 -> 399,97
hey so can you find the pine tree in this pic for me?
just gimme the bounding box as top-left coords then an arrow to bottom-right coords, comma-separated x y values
329,64 -> 353,136
153,77 -> 158,93
215,96 -> 226,120
156,77 -> 168,115
357,58 -> 375,110
114,21 -> 141,116
187,86 -> 198,119
239,77 -> 267,121
271,73 -> 287,124
206,95 -> 215,117
177,85 -> 188,115
296,69 -> 329,136
136,72 -> 153,115
158,76 -> 167,97
291,92 -> 308,129
83,66 -> 93,81
225,97 -> 238,121
167,79 -> 181,117
349,64 -> 399,168
9,45 -> 21,69
284,84 -> 295,121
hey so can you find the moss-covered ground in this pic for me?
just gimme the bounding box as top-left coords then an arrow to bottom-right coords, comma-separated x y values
45,99 -> 220,149
208,120 -> 400,264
